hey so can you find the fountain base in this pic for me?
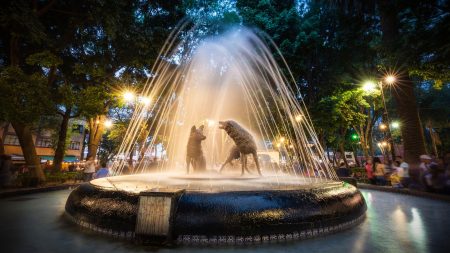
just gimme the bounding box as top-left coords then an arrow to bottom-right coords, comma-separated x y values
65,173 -> 366,245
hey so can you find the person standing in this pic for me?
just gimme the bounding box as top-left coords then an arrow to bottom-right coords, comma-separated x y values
419,154 -> 432,173
365,158 -> 375,184
419,154 -> 432,189
396,156 -> 409,187
83,157 -> 96,182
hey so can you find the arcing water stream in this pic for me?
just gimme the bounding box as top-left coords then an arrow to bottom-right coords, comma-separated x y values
111,26 -> 338,185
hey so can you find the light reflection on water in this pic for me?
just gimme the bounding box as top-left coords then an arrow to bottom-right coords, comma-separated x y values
359,191 -> 437,253
410,208 -> 427,253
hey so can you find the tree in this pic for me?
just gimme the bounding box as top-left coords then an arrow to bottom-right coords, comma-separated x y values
315,89 -> 368,167
0,0 -> 63,183
1,0 -> 186,170
0,67 -> 51,183
327,0 -> 450,163
69,0 -> 185,160
351,89 -> 383,160
416,83 -> 450,157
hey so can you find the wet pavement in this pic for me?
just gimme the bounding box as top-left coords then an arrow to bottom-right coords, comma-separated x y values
0,189 -> 449,253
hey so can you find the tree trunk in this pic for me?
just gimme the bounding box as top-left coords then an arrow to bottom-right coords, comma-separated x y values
360,130 -> 370,161
339,141 -> 349,168
390,78 -> 426,164
11,122 -> 45,183
0,122 -> 7,155
378,0 -> 426,165
368,128 -> 375,157
53,108 -> 71,171
0,135 -> 4,155
355,125 -> 370,162
80,128 -> 88,161
331,147 -> 338,166
87,115 -> 106,160
427,120 -> 439,157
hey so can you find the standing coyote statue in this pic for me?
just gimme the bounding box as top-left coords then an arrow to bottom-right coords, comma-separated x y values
218,120 -> 262,176
186,125 -> 206,174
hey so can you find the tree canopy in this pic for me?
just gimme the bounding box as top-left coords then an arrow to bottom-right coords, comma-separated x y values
0,0 -> 449,176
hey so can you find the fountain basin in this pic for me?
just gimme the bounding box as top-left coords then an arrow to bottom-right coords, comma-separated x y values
65,174 -> 366,245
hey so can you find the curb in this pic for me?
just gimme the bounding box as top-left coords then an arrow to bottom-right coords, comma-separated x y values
358,183 -> 450,203
0,183 -> 81,199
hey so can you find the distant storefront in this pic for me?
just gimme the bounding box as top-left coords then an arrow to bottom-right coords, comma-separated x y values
1,121 -> 85,166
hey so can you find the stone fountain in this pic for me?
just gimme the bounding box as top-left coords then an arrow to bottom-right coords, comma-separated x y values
65,26 -> 366,246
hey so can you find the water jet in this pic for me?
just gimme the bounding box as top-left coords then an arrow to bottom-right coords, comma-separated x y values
65,26 -> 366,246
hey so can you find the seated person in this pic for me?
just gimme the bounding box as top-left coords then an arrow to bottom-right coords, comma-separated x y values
390,161 -> 402,187
94,162 -> 110,179
336,161 -> 352,177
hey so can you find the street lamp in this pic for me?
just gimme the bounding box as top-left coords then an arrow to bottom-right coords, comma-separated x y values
104,119 -> 113,128
362,81 -> 377,93
384,75 -> 396,85
362,74 -> 397,160
378,74 -> 397,160
123,91 -> 135,102
391,121 -> 400,129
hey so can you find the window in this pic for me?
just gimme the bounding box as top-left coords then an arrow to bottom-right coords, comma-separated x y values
4,135 -> 20,145
69,141 -> 80,150
36,138 -> 52,148
72,124 -> 84,134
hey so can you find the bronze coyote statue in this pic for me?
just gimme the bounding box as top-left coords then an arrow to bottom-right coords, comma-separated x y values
186,125 -> 206,174
219,145 -> 244,173
219,120 -> 262,176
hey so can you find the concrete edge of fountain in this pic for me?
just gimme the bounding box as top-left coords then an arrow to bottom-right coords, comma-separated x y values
64,179 -> 367,246
64,210 -> 366,246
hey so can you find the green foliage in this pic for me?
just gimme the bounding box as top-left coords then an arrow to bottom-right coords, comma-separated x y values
314,88 -> 379,148
1,0 -> 449,161
78,86 -> 115,118
26,51 -> 62,68
416,83 -> 450,126
0,67 -> 52,123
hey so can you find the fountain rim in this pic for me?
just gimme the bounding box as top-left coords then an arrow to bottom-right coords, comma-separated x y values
89,173 -> 342,194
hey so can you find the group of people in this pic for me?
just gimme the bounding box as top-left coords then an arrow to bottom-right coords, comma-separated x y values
82,157 -> 110,182
364,153 -> 450,194
418,154 -> 449,193
364,156 -> 410,187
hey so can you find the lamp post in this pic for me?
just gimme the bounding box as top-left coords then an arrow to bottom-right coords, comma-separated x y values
362,75 -> 397,161
379,75 -> 397,161
104,119 -> 113,129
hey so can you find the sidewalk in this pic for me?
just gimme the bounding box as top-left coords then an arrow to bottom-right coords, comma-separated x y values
358,183 -> 450,203
0,182 -> 81,198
